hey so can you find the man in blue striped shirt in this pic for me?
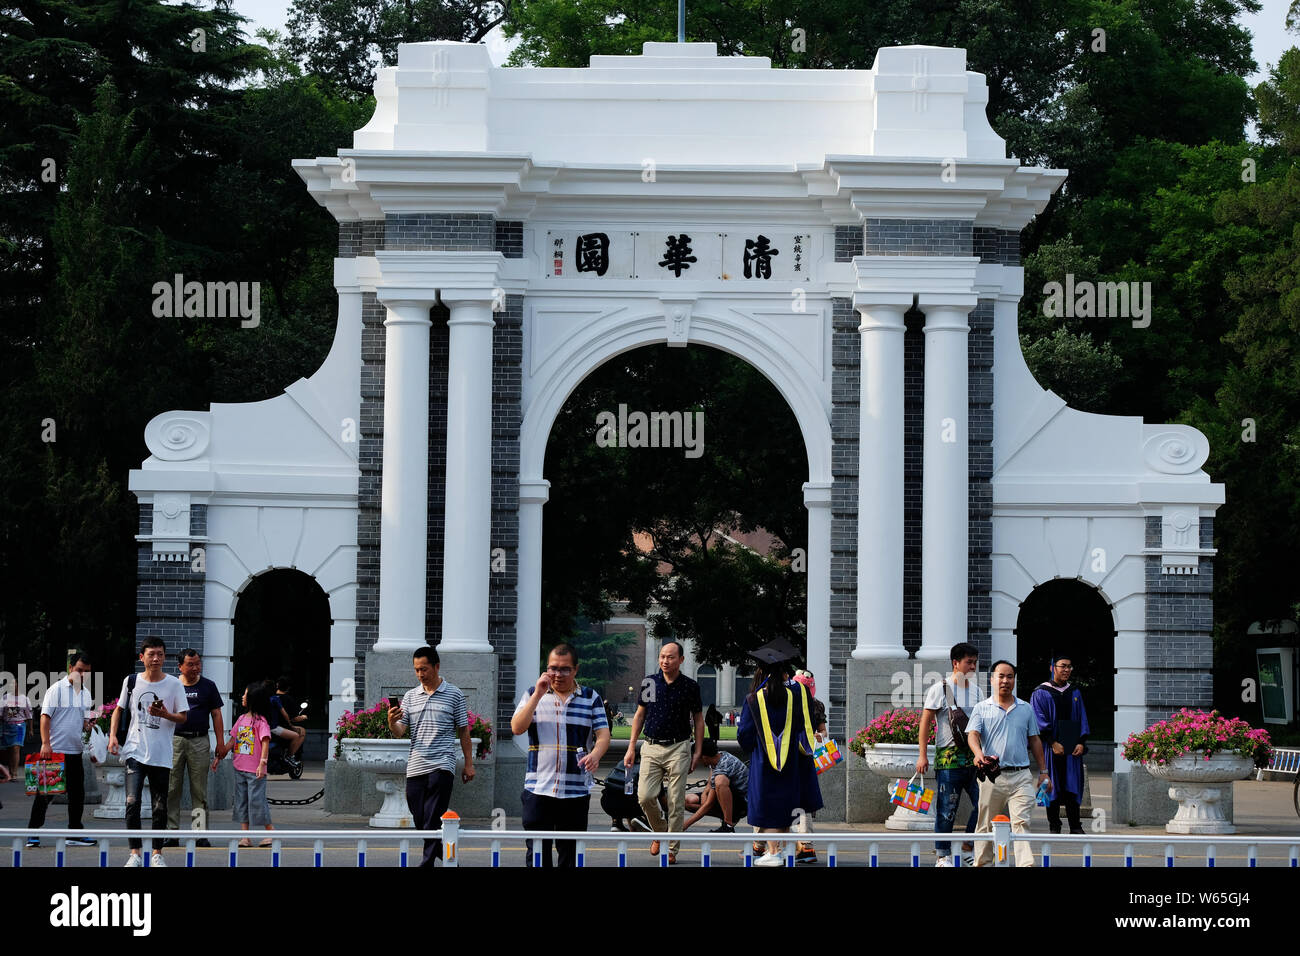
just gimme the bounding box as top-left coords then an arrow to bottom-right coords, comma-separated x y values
511,643 -> 610,867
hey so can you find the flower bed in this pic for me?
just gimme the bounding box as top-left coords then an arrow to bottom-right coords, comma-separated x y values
849,708 -> 934,757
333,701 -> 494,758
1120,708 -> 1272,768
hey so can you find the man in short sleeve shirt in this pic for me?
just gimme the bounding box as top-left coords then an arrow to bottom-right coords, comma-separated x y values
684,737 -> 749,831
622,640 -> 704,862
109,637 -> 190,867
966,660 -> 1051,867
165,649 -> 224,845
387,646 -> 475,868
510,642 -> 610,867
28,651 -> 96,847
917,642 -> 984,866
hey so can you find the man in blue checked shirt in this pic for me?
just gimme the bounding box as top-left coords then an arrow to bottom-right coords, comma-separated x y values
510,642 -> 611,868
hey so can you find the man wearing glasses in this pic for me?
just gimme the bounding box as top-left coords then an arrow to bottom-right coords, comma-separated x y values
1030,654 -> 1090,834
511,643 -> 610,867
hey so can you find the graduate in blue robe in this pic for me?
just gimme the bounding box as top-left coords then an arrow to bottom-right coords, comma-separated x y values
738,652 -> 822,864
1030,654 -> 1090,834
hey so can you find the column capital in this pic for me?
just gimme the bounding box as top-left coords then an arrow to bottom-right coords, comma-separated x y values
380,299 -> 435,325
334,256 -> 382,295
375,249 -> 505,303
802,481 -> 832,508
921,304 -> 971,334
852,295 -> 912,330
519,478 -> 551,506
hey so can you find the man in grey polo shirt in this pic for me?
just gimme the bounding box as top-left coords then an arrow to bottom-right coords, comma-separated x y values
966,660 -> 1051,867
386,646 -> 475,868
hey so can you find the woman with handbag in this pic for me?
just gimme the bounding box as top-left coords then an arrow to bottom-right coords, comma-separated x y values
738,642 -> 822,868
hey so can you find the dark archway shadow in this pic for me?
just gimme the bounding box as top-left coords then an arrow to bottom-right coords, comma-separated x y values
1015,579 -> 1116,741
232,568 -> 331,732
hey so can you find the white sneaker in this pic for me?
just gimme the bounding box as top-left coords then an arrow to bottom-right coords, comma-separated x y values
124,853 -> 143,868
753,851 -> 785,867
150,852 -> 167,868
935,855 -> 954,867
961,852 -> 975,867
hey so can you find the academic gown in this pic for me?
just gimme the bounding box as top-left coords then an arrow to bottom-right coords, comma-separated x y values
1030,682 -> 1090,801
737,680 -> 823,828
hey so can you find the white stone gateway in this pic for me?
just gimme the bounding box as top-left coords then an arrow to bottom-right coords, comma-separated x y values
130,41 -> 1223,824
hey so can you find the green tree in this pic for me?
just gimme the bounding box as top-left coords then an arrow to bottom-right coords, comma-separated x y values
283,0 -> 506,96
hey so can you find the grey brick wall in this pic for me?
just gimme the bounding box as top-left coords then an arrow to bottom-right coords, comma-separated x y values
973,228 -> 1020,265
495,221 -> 524,259
968,300 -> 994,659
902,309 -> 924,655
834,225 -> 863,263
865,219 -> 973,257
339,220 -> 385,257
1144,515 -> 1215,714
829,297 -> 857,739
491,294 -> 523,730
426,303 -> 449,648
134,503 -> 205,668
385,214 -> 495,251
354,290 -> 387,700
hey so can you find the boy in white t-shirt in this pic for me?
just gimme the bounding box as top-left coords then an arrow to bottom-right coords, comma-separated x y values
109,637 -> 188,867
916,642 -> 984,867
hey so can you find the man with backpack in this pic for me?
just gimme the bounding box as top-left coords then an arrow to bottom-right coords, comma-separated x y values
917,642 -> 984,867
109,637 -> 188,867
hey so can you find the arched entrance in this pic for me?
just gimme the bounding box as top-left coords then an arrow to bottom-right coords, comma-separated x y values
1014,579 -> 1116,741
697,664 -> 717,708
232,568 -> 331,752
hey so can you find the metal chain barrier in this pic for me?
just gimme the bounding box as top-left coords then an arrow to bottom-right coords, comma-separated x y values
268,788 -> 325,806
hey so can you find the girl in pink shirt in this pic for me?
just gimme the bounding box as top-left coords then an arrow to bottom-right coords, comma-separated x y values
212,681 -> 274,847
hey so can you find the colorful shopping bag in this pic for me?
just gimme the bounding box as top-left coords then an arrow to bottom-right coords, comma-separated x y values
812,738 -> 844,774
24,753 -> 67,796
889,772 -> 933,814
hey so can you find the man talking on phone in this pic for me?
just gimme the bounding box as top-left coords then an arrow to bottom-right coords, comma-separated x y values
387,646 -> 474,868
109,637 -> 189,868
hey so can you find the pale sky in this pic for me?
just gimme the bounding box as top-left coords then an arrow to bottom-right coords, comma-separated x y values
232,0 -> 1294,82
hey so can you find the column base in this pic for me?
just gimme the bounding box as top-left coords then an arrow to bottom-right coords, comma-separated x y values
845,655 -> 913,823
851,645 -> 909,661
914,644 -> 952,661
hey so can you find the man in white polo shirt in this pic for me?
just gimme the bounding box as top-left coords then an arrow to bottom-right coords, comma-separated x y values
27,650 -> 97,848
966,660 -> 1051,867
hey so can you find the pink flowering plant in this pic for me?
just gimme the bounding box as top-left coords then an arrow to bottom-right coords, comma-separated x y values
849,708 -> 934,757
333,701 -> 394,758
1121,709 -> 1272,768
94,699 -> 118,734
467,710 -> 493,757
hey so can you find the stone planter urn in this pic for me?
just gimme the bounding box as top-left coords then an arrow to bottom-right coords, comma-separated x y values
340,738 -> 414,828
92,752 -> 150,819
1145,753 -> 1255,834
861,742 -> 936,830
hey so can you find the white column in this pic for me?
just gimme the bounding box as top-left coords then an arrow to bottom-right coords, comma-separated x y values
374,297 -> 434,652
438,292 -> 496,653
853,299 -> 909,658
918,303 -> 971,660
718,663 -> 736,710
513,478 -> 549,753
803,481 -> 832,714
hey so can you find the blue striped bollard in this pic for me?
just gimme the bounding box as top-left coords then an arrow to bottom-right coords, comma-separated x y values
357,839 -> 367,868
1165,843 -> 1175,868
869,842 -> 879,867
313,839 -> 324,868
1124,843 -> 1133,868
827,842 -> 837,868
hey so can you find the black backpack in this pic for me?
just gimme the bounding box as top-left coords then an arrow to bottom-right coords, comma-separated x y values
115,673 -> 137,745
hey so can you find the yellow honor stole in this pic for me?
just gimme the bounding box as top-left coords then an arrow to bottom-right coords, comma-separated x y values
756,683 -> 816,770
